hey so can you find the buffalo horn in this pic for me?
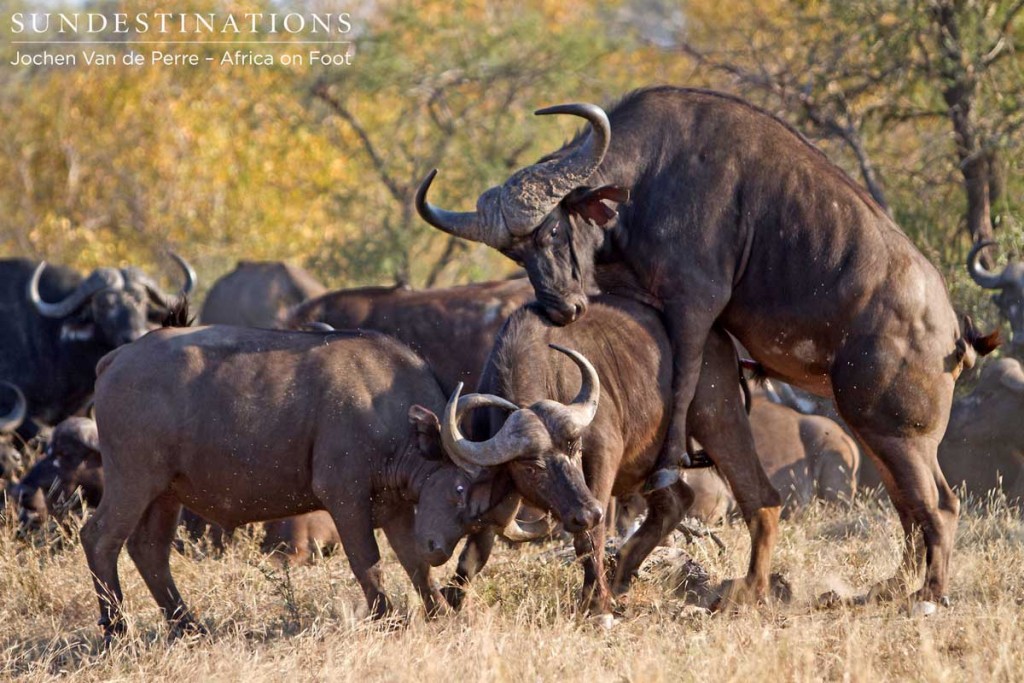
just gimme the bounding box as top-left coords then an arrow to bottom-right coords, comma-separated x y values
441,382 -> 525,474
547,344 -> 600,437
28,263 -> 124,319
967,241 -> 1008,290
0,382 -> 27,433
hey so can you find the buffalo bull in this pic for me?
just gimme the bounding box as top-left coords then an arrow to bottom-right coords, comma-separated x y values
285,278 -> 534,394
0,255 -> 195,435
968,241 -> 1024,353
417,296 -> 779,615
82,322 -> 594,638
200,261 -> 326,329
939,358 -> 1024,507
418,86 -> 998,608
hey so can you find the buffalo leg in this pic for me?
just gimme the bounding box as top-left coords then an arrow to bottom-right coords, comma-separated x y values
319,498 -> 391,618
647,296 -> 729,492
382,508 -> 449,618
833,338 -> 957,605
441,529 -> 496,610
125,493 -> 204,637
689,328 -> 782,605
611,481 -> 690,596
576,438 -> 619,615
847,431 -> 950,604
80,482 -> 162,639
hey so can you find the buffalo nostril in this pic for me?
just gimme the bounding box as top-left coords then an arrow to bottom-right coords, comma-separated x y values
573,303 -> 585,319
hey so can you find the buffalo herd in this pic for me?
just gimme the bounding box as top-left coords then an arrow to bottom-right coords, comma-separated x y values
2,85 -> 1021,638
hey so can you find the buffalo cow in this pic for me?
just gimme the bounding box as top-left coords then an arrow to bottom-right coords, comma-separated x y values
200,261 -> 326,329
417,86 -> 998,608
0,255 -> 195,437
968,241 -> 1024,353
285,279 -> 534,394
81,322 -> 595,638
416,296 -> 778,615
939,358 -> 1024,507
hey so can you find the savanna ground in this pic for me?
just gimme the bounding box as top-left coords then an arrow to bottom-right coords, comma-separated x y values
1,491 -> 1022,682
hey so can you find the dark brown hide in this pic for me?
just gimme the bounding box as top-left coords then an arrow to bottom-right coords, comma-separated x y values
200,261 -> 326,329
285,279 -> 534,394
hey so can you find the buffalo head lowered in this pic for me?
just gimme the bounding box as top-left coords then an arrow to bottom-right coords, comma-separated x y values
28,253 -> 196,347
414,345 -> 604,565
968,241 -> 1024,351
416,104 -> 628,326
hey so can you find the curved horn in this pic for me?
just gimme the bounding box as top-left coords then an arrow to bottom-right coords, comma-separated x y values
415,170 -> 505,247
0,382 -> 27,433
547,344 -> 600,436
28,263 -> 123,319
501,515 -> 558,543
169,252 -> 196,296
496,103 -> 612,236
441,382 -> 527,473
140,252 -> 197,308
967,241 -> 1008,290
999,363 -> 1024,394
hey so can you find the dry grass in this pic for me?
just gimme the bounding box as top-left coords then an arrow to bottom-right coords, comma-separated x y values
1,493 -> 1023,682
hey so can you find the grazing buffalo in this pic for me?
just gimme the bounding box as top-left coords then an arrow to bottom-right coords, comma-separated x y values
82,321 -> 594,638
968,241 -> 1024,353
285,279 -> 534,394
417,296 -> 778,615
200,261 -> 326,329
686,394 -> 860,524
939,358 -> 1024,507
0,255 -> 195,436
417,86 -> 998,607
13,417 -> 102,530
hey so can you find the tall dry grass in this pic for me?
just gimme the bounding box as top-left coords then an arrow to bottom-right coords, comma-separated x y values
1,491 -> 1022,682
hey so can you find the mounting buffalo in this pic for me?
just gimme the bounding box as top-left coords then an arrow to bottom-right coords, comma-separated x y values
938,357 -> 1024,508
417,85 -> 998,608
200,261 -> 326,329
416,295 -> 779,615
968,241 -> 1024,353
285,278 -> 534,394
0,255 -> 195,437
81,320 -> 595,638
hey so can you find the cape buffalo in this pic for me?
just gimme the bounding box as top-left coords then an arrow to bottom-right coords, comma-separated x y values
968,241 -> 1024,353
285,279 -> 534,394
939,358 -> 1024,507
200,261 -> 326,329
82,323 -> 594,637
0,255 -> 195,436
417,86 -> 998,608
686,394 -> 860,523
417,296 -> 779,615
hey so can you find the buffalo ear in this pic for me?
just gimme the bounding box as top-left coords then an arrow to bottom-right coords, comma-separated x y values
408,405 -> 444,461
564,185 -> 630,227
467,475 -> 496,520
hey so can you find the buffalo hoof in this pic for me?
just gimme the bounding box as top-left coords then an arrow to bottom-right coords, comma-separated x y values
169,617 -> 208,641
643,467 -> 680,494
440,585 -> 467,611
940,595 -> 951,608
909,600 -> 938,617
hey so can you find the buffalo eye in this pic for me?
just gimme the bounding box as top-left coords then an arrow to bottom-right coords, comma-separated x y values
456,484 -> 465,495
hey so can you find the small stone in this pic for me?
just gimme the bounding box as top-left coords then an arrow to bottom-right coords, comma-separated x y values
910,600 -> 938,617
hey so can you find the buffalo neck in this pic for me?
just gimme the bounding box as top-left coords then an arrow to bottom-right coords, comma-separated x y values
375,441 -> 442,503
